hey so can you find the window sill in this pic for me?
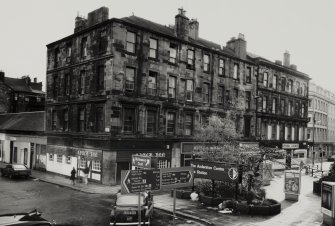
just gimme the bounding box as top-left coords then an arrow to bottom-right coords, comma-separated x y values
124,51 -> 137,56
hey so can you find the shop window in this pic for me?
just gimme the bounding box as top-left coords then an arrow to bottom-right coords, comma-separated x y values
219,59 -> 225,76
147,110 -> 157,135
169,43 -> 177,64
148,71 -> 157,95
125,67 -> 135,92
167,112 -> 176,135
123,107 -> 136,133
149,38 -> 158,59
57,154 -> 63,163
126,31 -> 136,53
92,160 -> 101,171
49,153 -> 54,161
158,160 -> 170,168
79,158 -> 87,168
66,156 -> 71,164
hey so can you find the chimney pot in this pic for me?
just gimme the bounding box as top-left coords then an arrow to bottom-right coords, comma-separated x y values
283,51 -> 290,67
34,77 -> 37,83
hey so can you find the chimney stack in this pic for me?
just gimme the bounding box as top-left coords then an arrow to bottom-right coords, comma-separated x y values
74,16 -> 87,33
87,7 -> 109,27
226,33 -> 247,60
189,19 -> 199,40
34,77 -> 37,83
283,51 -> 290,67
175,8 -> 189,40
0,71 -> 4,82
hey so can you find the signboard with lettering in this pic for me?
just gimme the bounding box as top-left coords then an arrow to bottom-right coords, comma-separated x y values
132,155 -> 152,169
282,143 -> 299,149
190,160 -> 239,182
121,169 -> 161,194
181,142 -> 223,154
160,167 -> 193,190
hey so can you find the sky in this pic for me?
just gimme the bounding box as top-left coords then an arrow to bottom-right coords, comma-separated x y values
0,0 -> 334,93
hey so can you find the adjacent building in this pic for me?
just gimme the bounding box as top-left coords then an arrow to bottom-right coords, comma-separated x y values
0,71 -> 45,113
45,7 -> 310,184
0,112 -> 47,170
307,82 -> 335,160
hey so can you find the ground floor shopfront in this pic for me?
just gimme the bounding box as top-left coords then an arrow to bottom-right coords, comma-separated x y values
46,138 -> 181,185
0,133 -> 47,170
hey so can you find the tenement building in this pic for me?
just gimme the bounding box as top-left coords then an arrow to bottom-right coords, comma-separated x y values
46,7 -> 258,185
248,51 -> 310,158
0,71 -> 45,113
307,82 -> 335,159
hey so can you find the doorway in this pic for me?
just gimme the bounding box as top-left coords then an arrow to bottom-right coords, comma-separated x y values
116,162 -> 130,184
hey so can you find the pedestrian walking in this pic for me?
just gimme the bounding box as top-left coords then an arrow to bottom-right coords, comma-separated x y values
70,167 -> 76,185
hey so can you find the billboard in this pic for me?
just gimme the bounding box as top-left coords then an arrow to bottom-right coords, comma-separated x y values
284,171 -> 301,195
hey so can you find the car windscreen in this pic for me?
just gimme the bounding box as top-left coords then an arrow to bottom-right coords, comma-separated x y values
12,165 -> 27,170
116,195 -> 145,206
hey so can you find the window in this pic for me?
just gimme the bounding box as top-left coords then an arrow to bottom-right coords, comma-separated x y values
81,37 -> 87,57
203,54 -> 210,72
149,38 -> 158,58
288,101 -> 292,116
97,65 -> 105,91
218,86 -> 224,104
123,107 -> 135,133
63,109 -> 68,131
296,81 -> 300,95
64,74 -> 70,96
271,123 -> 277,140
184,114 -> 193,135
79,70 -> 85,95
187,49 -> 195,69
301,104 -> 305,118
280,123 -> 285,140
52,110 -> 57,131
246,67 -> 251,83
263,72 -> 268,87
245,91 -> 251,110
287,125 -> 292,141
54,47 -> 60,67
295,102 -> 300,116
78,108 -> 85,132
203,83 -> 210,103
66,42 -> 72,58
96,107 -> 104,132
219,59 -> 225,76
262,96 -> 267,112
126,31 -> 136,53
168,76 -> 176,98
49,154 -> 54,161
281,77 -> 286,91
234,88 -> 239,99
57,154 -> 63,163
92,160 -> 101,171
147,110 -> 157,134
280,99 -> 285,115
53,75 -> 58,98
233,63 -> 239,80
125,67 -> 135,92
186,80 -> 193,101
66,156 -> 71,164
148,71 -> 157,95
99,29 -> 107,53
226,90 -> 230,103
169,43 -> 177,64
288,79 -> 293,93
272,98 -> 277,114
167,112 -> 176,134
79,158 -> 87,168
273,75 -> 277,89
24,148 -> 28,165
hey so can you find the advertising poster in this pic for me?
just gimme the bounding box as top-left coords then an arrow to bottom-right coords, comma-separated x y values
284,171 -> 301,195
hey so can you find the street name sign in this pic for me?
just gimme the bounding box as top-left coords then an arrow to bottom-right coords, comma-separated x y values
190,160 -> 239,182
160,167 -> 193,190
121,169 -> 160,194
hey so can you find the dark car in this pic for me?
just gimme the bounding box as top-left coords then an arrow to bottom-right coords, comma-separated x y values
110,192 -> 154,226
0,209 -> 53,226
0,164 -> 31,179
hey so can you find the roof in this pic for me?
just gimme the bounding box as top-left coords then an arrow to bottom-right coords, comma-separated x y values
0,111 -> 45,132
120,15 -> 235,56
4,77 -> 32,92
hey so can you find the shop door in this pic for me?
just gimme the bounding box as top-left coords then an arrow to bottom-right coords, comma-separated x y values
116,162 -> 130,185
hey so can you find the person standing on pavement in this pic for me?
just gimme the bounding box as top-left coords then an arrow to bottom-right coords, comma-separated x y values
70,167 -> 76,185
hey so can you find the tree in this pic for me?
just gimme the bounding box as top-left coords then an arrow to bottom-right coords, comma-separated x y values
194,114 -> 281,194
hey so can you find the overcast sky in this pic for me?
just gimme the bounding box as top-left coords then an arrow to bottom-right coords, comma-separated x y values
0,0 -> 334,93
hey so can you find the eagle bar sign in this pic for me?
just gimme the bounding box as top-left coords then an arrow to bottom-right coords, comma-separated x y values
190,160 -> 239,182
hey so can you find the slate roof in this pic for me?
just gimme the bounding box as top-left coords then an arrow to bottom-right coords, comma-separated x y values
0,111 -> 45,132
4,77 -> 32,92
120,15 -> 235,56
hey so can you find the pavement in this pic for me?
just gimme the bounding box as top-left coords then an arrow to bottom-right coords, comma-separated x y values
1,161 -> 333,226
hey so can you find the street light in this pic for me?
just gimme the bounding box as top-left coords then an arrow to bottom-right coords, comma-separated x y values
312,113 -> 321,168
